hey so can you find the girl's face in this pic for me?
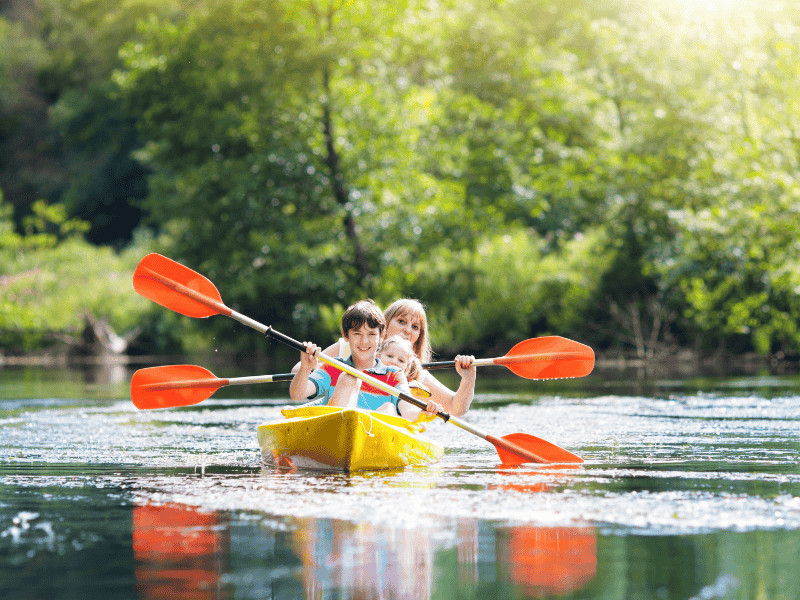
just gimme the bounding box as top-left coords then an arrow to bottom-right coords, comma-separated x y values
385,312 -> 422,345
379,344 -> 411,373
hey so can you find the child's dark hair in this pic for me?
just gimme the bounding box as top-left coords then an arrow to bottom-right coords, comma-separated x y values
341,299 -> 385,336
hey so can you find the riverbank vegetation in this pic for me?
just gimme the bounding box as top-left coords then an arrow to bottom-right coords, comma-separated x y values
2,0 -> 799,364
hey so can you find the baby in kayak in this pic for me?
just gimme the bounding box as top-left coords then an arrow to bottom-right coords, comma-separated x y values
375,335 -> 434,406
338,334 -> 441,418
290,300 -> 442,421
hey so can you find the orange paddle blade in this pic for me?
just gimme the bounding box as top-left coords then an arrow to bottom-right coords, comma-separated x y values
131,365 -> 227,409
498,336 -> 594,380
133,253 -> 228,318
491,432 -> 584,465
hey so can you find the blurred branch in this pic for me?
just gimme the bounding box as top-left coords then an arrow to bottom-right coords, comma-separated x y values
608,295 -> 676,359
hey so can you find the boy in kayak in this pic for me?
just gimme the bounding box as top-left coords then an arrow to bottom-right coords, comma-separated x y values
289,300 -> 442,420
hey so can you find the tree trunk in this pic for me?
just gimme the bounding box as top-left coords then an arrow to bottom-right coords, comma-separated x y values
320,66 -> 371,284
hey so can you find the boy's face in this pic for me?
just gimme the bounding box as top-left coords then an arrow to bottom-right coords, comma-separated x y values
343,323 -> 382,365
379,345 -> 409,373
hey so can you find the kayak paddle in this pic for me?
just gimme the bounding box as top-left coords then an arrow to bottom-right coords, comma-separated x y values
132,253 -> 584,464
131,365 -> 432,409
422,336 -> 594,380
131,365 -> 294,409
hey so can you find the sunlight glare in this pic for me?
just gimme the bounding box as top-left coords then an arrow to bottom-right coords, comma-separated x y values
676,0 -> 749,14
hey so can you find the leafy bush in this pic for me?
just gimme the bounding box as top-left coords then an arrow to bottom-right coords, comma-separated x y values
0,198 -> 152,351
377,227 -> 610,356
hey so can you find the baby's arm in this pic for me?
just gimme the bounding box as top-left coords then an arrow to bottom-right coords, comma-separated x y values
395,371 -> 443,420
398,397 -> 444,421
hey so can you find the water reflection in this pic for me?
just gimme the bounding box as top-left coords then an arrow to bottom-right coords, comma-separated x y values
493,464 -> 582,493
133,503 -> 229,600
290,518 -> 597,599
131,501 -> 597,599
291,518 -> 434,599
77,360 -> 130,389
490,466 -> 597,597
497,527 -> 597,597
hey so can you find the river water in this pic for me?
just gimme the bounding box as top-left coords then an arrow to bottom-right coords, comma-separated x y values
2,362 -> 800,599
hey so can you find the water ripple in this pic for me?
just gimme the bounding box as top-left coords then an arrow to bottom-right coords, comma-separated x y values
2,390 -> 800,534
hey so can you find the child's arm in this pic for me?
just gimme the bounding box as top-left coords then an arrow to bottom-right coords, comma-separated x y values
399,398 -> 444,421
289,342 -> 320,402
392,371 -> 440,420
329,372 -> 361,408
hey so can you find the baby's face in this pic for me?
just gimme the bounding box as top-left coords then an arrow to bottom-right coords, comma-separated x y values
379,346 -> 410,372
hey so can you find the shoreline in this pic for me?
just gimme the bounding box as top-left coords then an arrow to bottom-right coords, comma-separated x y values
2,348 -> 798,378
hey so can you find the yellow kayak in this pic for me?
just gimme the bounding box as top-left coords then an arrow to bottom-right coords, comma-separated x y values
257,405 -> 444,472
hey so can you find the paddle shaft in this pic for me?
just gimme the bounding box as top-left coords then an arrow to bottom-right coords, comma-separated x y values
139,373 -> 294,392
139,264 -> 425,398
139,261 -> 554,463
423,353 -> 590,370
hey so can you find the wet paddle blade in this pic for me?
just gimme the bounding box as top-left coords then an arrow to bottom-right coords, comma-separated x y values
133,253 -> 226,318
500,336 -> 594,380
131,365 -> 226,409
491,432 -> 584,465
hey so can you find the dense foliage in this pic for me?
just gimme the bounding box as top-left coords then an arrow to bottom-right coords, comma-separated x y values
2,0 -> 799,359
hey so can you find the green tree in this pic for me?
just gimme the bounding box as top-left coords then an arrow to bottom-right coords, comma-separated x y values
1,0 -> 171,246
104,0 -> 800,358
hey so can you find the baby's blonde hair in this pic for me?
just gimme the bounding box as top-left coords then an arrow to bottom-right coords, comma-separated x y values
406,356 -> 422,382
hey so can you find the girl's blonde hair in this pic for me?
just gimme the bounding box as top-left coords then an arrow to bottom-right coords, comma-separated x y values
378,335 -> 422,381
383,299 -> 432,363
406,356 -> 422,382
